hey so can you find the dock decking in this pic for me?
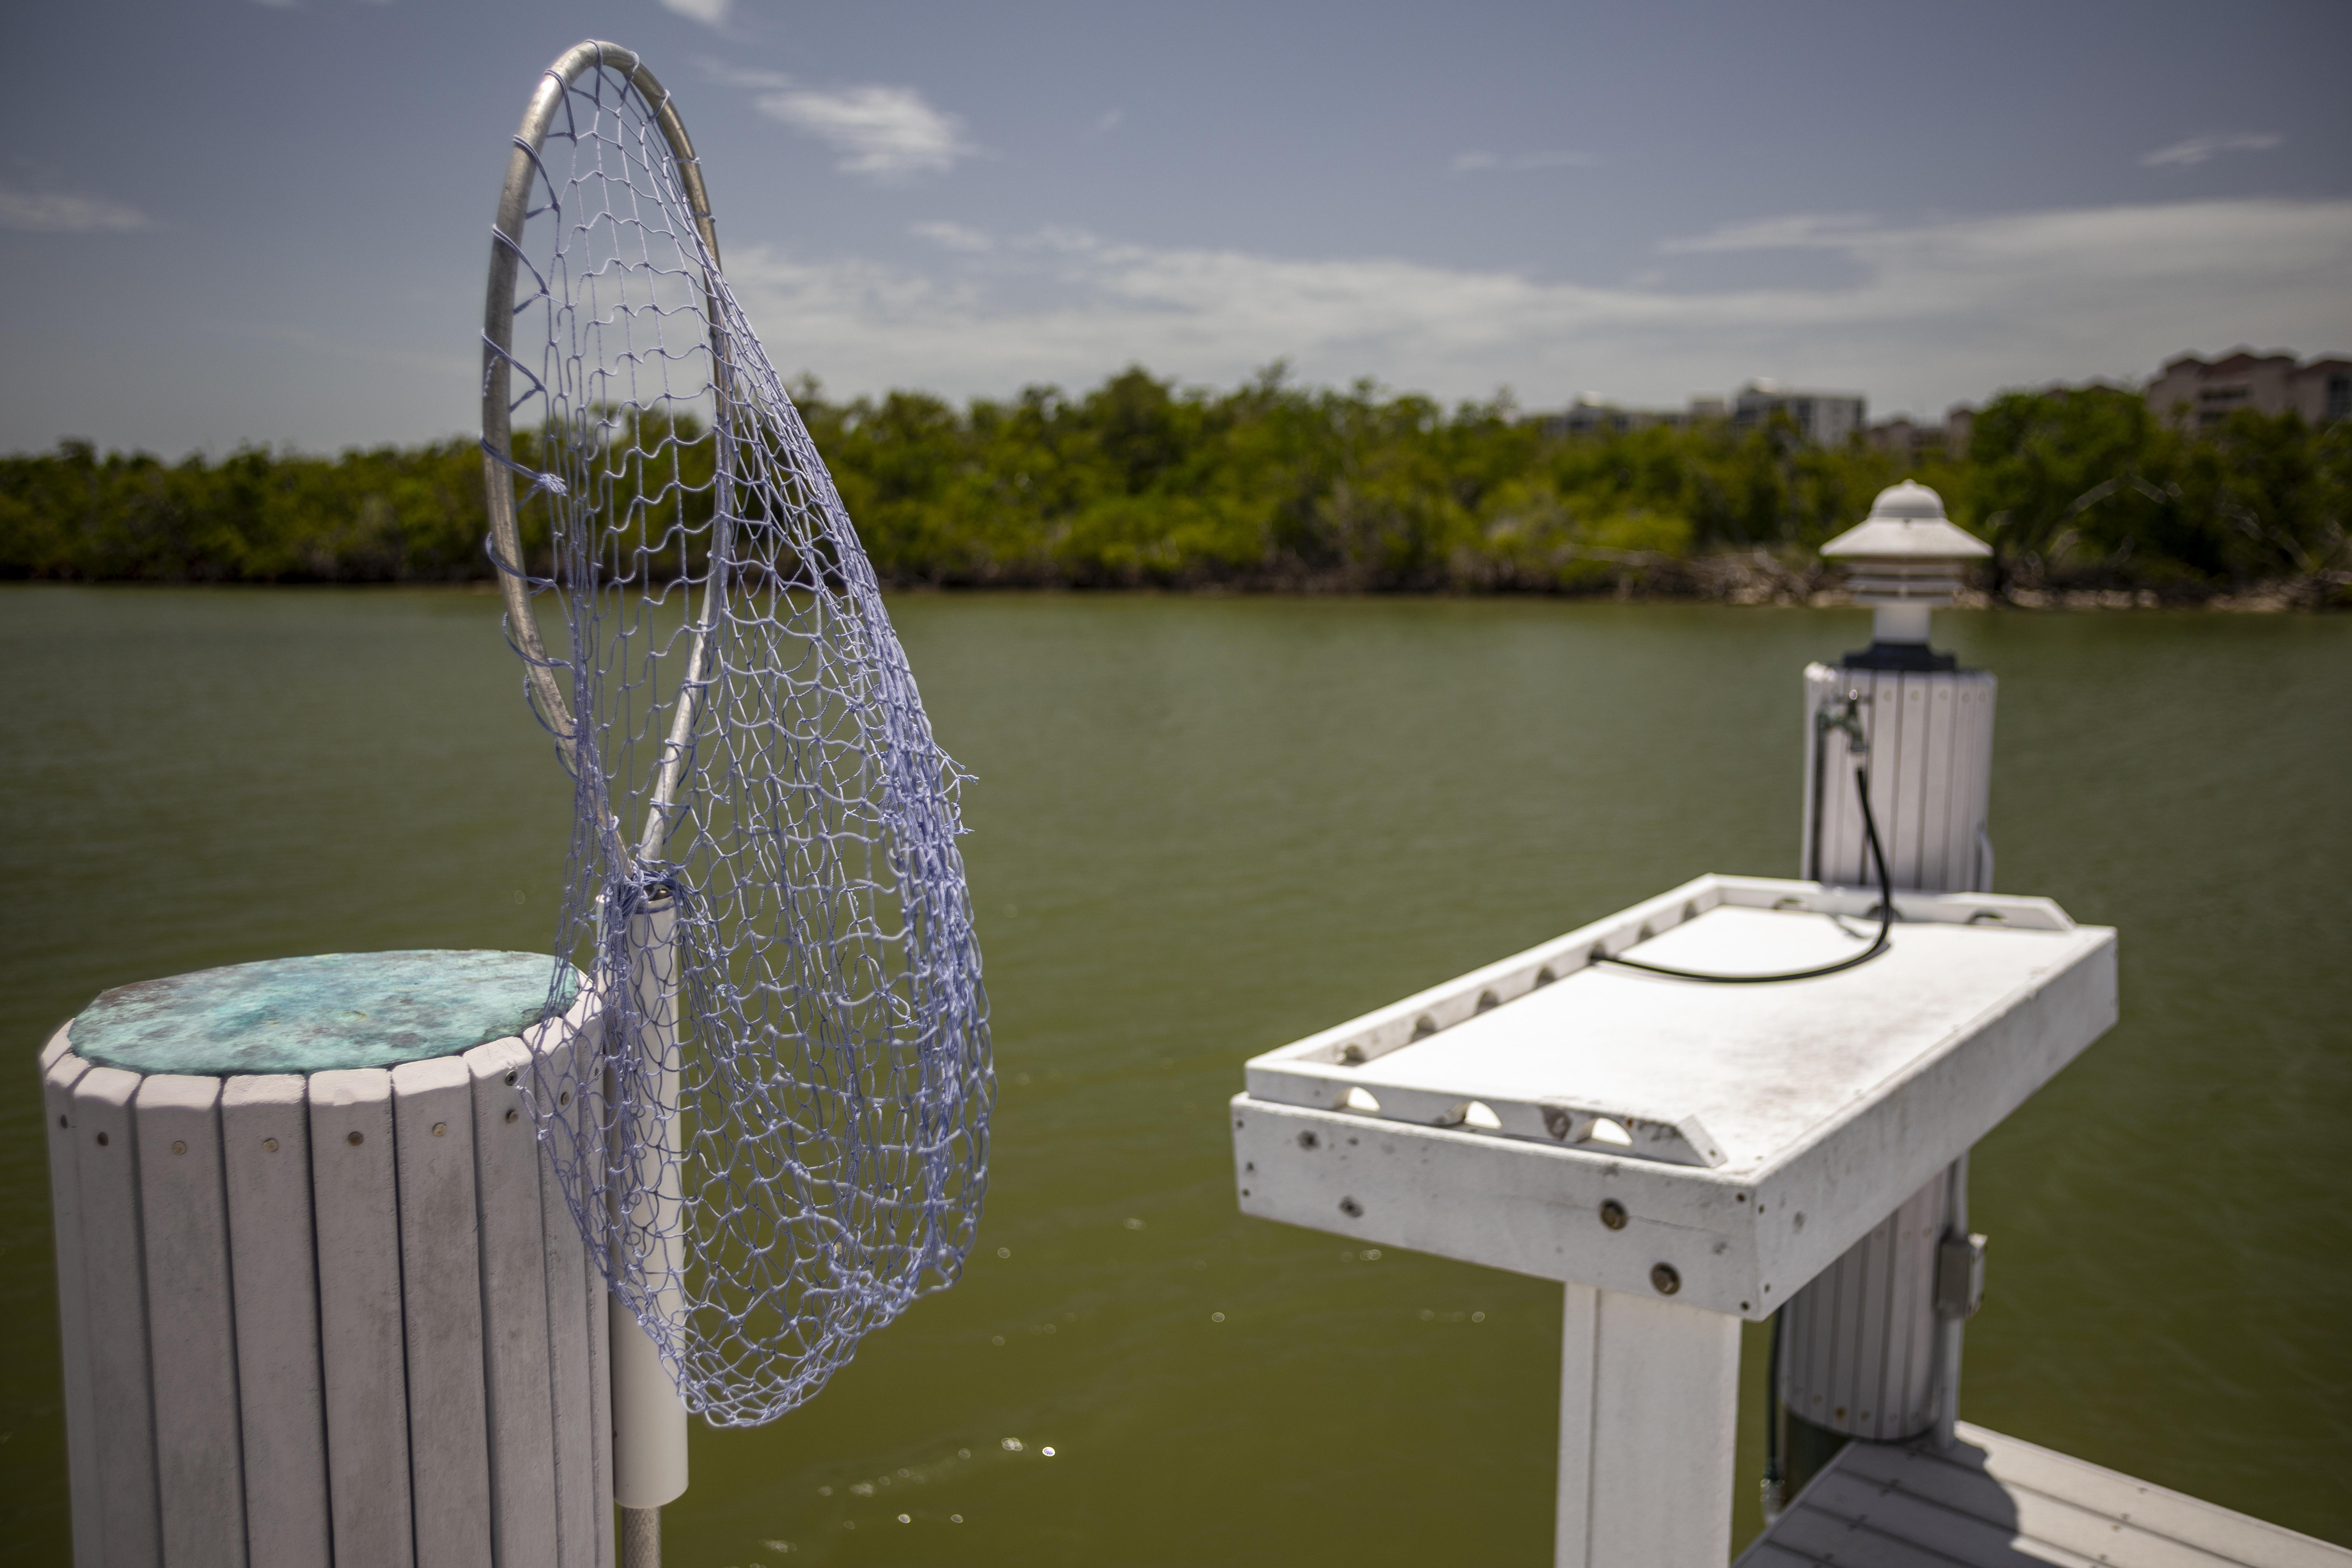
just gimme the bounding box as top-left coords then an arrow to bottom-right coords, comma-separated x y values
1737,1421 -> 2348,1568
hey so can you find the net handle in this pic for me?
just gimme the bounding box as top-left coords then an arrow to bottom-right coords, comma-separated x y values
479,38 -> 727,864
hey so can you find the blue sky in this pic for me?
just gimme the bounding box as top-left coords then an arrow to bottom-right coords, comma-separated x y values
4,0 -> 2347,454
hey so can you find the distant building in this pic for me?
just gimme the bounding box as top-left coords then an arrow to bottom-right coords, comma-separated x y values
1943,404 -> 1974,460
1869,403 -> 1977,463
1542,394 -> 1673,439
1536,385 -> 1856,443
1729,380 -> 1865,447
2143,350 -> 2352,433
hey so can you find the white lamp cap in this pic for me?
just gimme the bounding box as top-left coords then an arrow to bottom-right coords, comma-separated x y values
1820,481 -> 1991,562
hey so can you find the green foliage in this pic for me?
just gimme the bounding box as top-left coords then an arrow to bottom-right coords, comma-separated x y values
4,369 -> 2344,597
1963,387 -> 2350,592
0,437 -> 494,582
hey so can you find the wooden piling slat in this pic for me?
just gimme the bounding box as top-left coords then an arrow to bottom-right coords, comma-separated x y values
591,1264 -> 615,1568
534,1020 -> 604,1568
134,1074 -> 250,1566
1868,674 -> 1903,887
1848,1196 -> 1893,1434
1827,1218 -> 1867,1430
1825,671 -> 1864,886
222,1074 -> 333,1568
1892,673 -> 1932,884
1967,678 -> 1998,888
1939,679 -> 1972,890
392,1056 -> 496,1568
466,1035 -> 561,1568
40,1032 -> 104,1567
310,1067 -> 414,1568
71,1064 -> 163,1568
1897,1180 -> 1942,1433
1920,678 -> 1958,889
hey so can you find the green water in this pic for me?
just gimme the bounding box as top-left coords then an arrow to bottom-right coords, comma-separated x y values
2,587 -> 2346,1563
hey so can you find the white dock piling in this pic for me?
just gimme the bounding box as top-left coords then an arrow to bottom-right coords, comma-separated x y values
39,951 -> 615,1568
1555,1286 -> 1742,1566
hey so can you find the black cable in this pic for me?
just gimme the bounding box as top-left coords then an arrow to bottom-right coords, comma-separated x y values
1594,764 -> 1895,985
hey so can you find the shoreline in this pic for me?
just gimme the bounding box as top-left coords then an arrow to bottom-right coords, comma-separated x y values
6,564 -> 2344,611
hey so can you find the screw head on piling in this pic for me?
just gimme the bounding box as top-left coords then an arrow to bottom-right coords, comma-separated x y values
1601,1200 -> 1628,1231
1651,1263 -> 1681,1295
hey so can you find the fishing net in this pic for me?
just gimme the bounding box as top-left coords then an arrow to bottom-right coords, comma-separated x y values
478,42 -> 992,1427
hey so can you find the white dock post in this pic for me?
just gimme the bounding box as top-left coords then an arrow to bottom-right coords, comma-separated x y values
1556,1285 -> 1742,1568
612,892 -> 691,1567
36,949 -> 614,1568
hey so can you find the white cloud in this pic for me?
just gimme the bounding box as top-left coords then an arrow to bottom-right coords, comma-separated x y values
2141,131 -> 2282,169
712,198 -> 2352,416
660,0 -> 733,27
0,187 -> 150,233
1449,149 -> 1601,175
756,85 -> 978,180
1659,212 -> 1875,253
911,220 -> 993,254
1085,109 -> 1124,140
700,61 -> 792,90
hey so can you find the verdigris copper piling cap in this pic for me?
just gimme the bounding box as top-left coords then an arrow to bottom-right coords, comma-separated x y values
66,950 -> 582,1076
1820,481 -> 1991,563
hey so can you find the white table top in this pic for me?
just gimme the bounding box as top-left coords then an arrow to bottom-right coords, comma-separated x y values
1335,902 -> 2094,1176
1233,875 -> 2118,1310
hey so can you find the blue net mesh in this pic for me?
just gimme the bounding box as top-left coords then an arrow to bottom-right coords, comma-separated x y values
482,47 -> 992,1427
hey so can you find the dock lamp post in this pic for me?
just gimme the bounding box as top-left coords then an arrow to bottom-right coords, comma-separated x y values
1784,483 -> 2004,1494
1819,479 -> 1993,663
1230,482 -> 2113,1567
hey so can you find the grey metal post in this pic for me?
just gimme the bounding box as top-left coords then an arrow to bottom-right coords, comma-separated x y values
1932,1152 -> 1977,1449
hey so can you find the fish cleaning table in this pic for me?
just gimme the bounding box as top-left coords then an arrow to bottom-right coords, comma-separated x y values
1230,873 -> 2118,1567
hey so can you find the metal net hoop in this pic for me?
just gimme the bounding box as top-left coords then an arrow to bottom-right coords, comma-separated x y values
479,40 -> 992,1427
